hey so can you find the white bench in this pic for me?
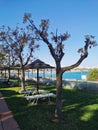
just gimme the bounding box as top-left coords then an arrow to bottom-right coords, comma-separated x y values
25,93 -> 56,103
20,89 -> 45,96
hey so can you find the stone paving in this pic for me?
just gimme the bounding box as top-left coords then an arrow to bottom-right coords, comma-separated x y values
0,93 -> 20,130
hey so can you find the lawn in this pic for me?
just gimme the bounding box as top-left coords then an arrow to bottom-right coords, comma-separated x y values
0,80 -> 98,130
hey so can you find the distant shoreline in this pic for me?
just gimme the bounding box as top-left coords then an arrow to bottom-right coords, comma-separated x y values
25,71 -> 88,81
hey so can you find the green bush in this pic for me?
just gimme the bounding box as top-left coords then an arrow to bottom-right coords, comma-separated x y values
87,68 -> 98,81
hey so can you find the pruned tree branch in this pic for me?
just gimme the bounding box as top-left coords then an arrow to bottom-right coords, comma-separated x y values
62,35 -> 97,73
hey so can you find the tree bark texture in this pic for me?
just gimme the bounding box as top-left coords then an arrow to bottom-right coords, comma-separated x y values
20,68 -> 25,91
55,69 -> 63,120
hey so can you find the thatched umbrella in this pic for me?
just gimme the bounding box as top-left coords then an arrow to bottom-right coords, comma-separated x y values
26,59 -> 55,91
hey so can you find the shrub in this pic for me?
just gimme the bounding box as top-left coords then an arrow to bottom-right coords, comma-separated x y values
87,68 -> 98,81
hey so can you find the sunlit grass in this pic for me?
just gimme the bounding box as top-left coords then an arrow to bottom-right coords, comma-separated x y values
80,104 -> 98,121
63,103 -> 79,111
1,81 -> 98,130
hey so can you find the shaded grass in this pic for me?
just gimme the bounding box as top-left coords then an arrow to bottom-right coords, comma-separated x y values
0,81 -> 98,130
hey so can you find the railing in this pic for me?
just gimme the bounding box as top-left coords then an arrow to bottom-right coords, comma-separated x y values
63,79 -> 98,91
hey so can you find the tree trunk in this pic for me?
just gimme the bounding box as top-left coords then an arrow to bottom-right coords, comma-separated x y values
36,68 -> 39,91
20,68 -> 25,91
55,70 -> 63,121
8,68 -> 10,81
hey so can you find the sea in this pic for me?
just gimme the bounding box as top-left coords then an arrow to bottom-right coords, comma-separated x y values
25,71 -> 88,81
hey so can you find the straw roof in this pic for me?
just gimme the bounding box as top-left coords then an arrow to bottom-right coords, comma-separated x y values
26,59 -> 55,69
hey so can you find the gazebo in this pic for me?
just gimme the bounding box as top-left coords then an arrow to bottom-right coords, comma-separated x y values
26,59 -> 55,91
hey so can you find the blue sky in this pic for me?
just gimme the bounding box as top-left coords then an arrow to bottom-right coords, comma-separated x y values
0,0 -> 98,68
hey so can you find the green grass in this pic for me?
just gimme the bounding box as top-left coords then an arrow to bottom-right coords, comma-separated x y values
0,81 -> 98,130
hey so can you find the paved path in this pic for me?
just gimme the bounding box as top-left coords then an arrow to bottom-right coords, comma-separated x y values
0,93 -> 20,130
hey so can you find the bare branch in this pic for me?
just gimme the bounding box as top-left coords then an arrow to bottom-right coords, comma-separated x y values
62,35 -> 97,72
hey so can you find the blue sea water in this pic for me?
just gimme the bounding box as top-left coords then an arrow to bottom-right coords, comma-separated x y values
63,71 -> 88,80
25,71 -> 88,80
50,71 -> 88,80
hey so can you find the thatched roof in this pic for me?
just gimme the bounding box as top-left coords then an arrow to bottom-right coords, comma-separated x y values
26,59 -> 55,69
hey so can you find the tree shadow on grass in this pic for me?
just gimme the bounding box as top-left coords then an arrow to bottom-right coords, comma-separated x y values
1,85 -> 98,130
62,88 -> 98,130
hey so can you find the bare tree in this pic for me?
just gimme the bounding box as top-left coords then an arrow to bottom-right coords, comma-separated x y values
23,13 -> 97,121
0,44 -> 10,79
0,25 -> 39,90
0,45 -> 5,67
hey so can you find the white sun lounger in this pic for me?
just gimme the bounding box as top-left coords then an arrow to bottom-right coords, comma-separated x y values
20,89 -> 45,96
25,93 -> 56,103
